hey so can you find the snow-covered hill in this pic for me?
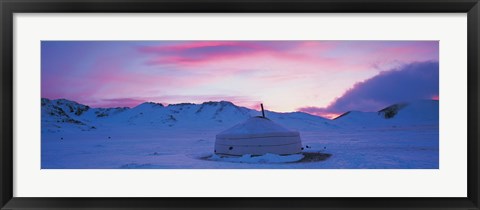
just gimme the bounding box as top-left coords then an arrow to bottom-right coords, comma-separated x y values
42,98 -> 438,133
334,100 -> 439,127
41,98 -> 335,133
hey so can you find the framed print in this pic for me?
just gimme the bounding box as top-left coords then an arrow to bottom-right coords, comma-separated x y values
1,0 -> 479,209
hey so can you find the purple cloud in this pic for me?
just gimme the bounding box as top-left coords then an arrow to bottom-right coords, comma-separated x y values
298,61 -> 439,117
97,98 -> 147,108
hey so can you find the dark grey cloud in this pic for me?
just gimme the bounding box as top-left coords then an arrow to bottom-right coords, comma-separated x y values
298,61 -> 439,116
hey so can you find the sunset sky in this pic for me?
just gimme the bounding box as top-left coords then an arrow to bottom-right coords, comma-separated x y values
41,41 -> 439,118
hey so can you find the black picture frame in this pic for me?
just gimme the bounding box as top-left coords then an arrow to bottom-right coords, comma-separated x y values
1,0 -> 479,209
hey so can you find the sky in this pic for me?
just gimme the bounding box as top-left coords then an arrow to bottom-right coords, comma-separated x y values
41,41 -> 439,118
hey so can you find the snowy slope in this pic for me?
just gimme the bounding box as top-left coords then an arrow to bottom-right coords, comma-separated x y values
334,100 -> 439,127
390,100 -> 439,123
41,98 -> 129,132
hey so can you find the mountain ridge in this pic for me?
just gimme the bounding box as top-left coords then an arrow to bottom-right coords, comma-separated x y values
41,98 -> 438,133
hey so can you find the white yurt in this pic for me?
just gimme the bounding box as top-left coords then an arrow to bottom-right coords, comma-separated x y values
214,106 -> 302,156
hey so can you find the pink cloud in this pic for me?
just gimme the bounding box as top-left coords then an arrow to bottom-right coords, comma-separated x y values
139,41 -> 242,53
138,41 -> 438,81
296,106 -> 342,119
138,41 -> 338,70
95,98 -> 147,108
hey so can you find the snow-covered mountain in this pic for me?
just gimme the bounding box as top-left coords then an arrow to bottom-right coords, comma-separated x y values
334,100 -> 439,127
42,98 -> 438,133
41,98 -> 335,133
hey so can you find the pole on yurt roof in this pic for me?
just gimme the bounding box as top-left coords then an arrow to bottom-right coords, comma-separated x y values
261,103 -> 265,118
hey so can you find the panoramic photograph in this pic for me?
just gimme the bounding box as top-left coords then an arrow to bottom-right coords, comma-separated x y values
41,40 -> 439,169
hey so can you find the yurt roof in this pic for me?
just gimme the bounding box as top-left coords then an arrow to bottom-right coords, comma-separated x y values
216,116 -> 299,139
